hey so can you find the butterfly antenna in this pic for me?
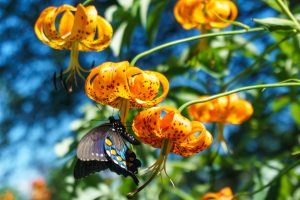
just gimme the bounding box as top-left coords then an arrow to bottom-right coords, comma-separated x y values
60,70 -> 68,92
53,72 -> 57,90
94,103 -> 102,111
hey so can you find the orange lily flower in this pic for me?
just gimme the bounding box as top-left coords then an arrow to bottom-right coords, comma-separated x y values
188,94 -> 253,124
32,178 -> 51,200
133,106 -> 213,156
35,4 -> 113,90
202,187 -> 233,200
85,61 -> 169,122
1,191 -> 14,200
127,106 -> 212,198
174,0 -> 238,30
188,94 -> 253,152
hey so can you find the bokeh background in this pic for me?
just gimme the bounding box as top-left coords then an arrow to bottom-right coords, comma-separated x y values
0,0 -> 300,199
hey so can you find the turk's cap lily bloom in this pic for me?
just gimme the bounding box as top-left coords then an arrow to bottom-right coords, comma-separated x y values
1,191 -> 14,200
127,106 -> 213,198
32,178 -> 51,200
188,94 -> 253,125
174,0 -> 238,30
35,4 -> 113,91
201,187 -> 233,200
35,3 -> 112,51
132,106 -> 213,156
85,61 -> 169,109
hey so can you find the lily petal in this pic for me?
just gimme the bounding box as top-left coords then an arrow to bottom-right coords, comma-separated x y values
208,0 -> 238,28
68,4 -> 88,41
159,107 -> 192,141
80,16 -> 113,51
85,61 -> 132,106
34,7 -> 56,44
131,71 -> 169,108
132,107 -> 163,148
59,10 -> 74,38
173,121 -> 213,156
43,5 -> 75,45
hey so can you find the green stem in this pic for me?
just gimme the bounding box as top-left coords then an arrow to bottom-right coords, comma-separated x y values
222,33 -> 293,90
127,140 -> 172,198
276,0 -> 300,31
178,82 -> 300,112
82,0 -> 94,6
233,159 -> 300,199
130,27 -> 265,66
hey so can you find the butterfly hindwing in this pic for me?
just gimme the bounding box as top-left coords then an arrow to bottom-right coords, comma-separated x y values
104,131 -> 141,185
74,159 -> 108,179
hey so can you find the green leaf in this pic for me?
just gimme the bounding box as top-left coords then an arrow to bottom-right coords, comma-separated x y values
110,22 -> 127,56
104,5 -> 118,22
265,178 -> 281,200
290,102 -> 300,127
117,0 -> 134,10
253,18 -> 297,31
140,0 -> 151,28
272,96 -> 290,112
279,175 -> 292,199
146,1 -> 167,44
261,0 -> 282,11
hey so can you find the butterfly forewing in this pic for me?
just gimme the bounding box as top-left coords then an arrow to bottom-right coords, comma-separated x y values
77,125 -> 110,161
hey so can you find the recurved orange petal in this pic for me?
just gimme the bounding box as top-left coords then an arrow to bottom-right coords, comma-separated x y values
35,6 -> 56,43
43,5 -> 75,45
130,71 -> 169,108
225,98 -> 253,124
173,121 -> 213,156
208,0 -> 238,28
85,61 -> 132,106
159,107 -> 192,141
132,106 -> 212,156
68,4 -> 88,41
129,71 -> 160,101
132,107 -> 163,148
202,187 -> 233,200
79,16 -> 113,51
188,96 -> 215,122
188,94 -> 253,124
174,0 -> 201,30
81,5 -> 98,40
59,10 -> 74,38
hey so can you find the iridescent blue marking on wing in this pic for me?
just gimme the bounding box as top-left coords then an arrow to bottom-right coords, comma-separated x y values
105,131 -> 129,169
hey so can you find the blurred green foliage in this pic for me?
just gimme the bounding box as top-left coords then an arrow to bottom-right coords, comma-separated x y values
2,0 -> 299,199
49,0 -> 300,199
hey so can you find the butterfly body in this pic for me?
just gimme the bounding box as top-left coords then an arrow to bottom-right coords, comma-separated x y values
74,117 -> 141,185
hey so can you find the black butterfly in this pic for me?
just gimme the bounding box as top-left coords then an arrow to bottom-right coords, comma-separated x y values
74,116 -> 141,185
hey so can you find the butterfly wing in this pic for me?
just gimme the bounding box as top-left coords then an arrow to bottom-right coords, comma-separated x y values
74,120 -> 141,185
104,131 -> 141,185
76,125 -> 110,161
74,159 -> 108,179
75,124 -> 111,179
